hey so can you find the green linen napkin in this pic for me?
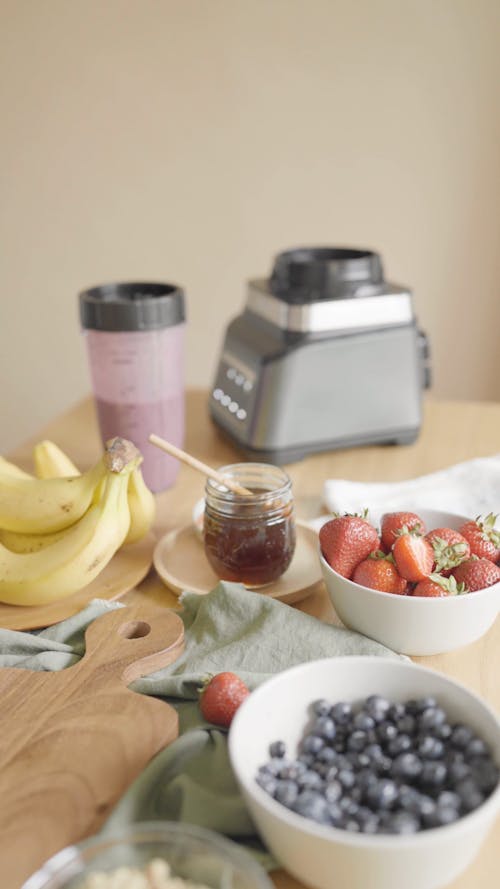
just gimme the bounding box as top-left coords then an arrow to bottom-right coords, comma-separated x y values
0,583 -> 403,868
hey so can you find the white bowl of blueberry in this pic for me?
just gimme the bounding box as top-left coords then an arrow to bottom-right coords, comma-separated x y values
228,656 -> 500,889
318,508 -> 500,655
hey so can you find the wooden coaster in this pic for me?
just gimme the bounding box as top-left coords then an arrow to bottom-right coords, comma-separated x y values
0,532 -> 156,631
153,520 -> 323,605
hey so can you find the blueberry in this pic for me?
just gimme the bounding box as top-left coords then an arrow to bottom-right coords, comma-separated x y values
325,765 -> 340,783
437,790 -> 461,810
298,769 -> 324,791
364,742 -> 385,762
359,812 -> 381,833
451,725 -> 474,749
280,761 -> 306,781
324,780 -> 342,803
447,760 -> 471,786
415,696 -> 438,713
391,752 -> 423,781
417,794 -> 437,821
397,714 -> 417,735
355,752 -> 371,769
418,736 -> 444,760
311,762 -> 329,777
258,759 -> 282,776
398,785 -> 422,814
365,695 -> 391,723
344,818 -> 361,832
388,702 -> 407,721
466,737 -> 488,759
456,779 -> 485,812
301,734 -> 325,755
470,758 -> 499,794
331,701 -> 353,725
327,801 -> 342,825
269,740 -> 286,759
312,698 -> 331,717
293,790 -> 330,824
366,779 -> 399,810
356,769 -> 379,792
420,761 -> 447,789
339,796 -> 360,816
317,746 -> 337,765
427,801 -> 460,827
275,780 -> 299,808
353,711 -> 376,732
419,707 -> 447,731
435,722 -> 452,741
256,772 -> 278,795
298,752 -> 314,768
377,721 -> 398,744
313,716 -> 336,741
338,769 -> 356,790
347,730 -> 369,752
384,811 -> 420,834
387,734 -> 413,756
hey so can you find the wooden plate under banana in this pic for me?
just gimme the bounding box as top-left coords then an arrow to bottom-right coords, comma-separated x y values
0,438 -> 156,606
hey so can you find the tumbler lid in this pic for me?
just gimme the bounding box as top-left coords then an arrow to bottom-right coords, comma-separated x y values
79,281 -> 186,331
269,247 -> 384,303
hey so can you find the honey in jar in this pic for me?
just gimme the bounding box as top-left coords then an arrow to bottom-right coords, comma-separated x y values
203,463 -> 296,588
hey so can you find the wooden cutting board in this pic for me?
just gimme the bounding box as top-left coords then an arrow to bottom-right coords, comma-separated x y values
0,603 -> 185,888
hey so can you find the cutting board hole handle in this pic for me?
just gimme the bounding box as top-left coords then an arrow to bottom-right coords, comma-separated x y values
118,620 -> 151,639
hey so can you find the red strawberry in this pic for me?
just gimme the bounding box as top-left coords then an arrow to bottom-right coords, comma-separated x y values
458,514 -> 500,563
319,513 -> 380,579
413,573 -> 467,598
380,511 -> 425,552
352,552 -> 408,595
425,527 -> 470,575
199,672 -> 250,728
392,532 -> 434,582
451,557 -> 500,592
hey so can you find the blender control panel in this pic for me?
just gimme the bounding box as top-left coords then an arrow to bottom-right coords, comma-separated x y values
210,352 -> 257,428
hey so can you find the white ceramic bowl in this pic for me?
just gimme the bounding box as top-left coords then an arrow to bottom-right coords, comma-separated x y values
319,508 -> 500,656
229,657 -> 500,889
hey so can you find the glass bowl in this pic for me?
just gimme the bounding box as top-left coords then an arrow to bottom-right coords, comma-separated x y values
22,822 -> 273,889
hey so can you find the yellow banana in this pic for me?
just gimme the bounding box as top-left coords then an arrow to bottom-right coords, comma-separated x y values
0,439 -> 140,605
33,440 -> 79,478
30,439 -> 155,545
0,458 -> 106,534
0,463 -> 134,606
0,466 -> 155,551
0,457 -> 32,480
124,466 -> 156,544
0,527 -> 67,554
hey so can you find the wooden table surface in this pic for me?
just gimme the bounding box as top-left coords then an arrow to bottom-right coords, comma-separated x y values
8,390 -> 500,887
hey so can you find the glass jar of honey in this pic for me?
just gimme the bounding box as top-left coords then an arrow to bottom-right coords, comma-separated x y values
203,463 -> 296,588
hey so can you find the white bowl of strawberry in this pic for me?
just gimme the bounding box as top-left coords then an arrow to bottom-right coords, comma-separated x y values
319,508 -> 500,655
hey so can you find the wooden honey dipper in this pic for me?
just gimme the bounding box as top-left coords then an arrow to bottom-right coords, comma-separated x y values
148,434 -> 253,496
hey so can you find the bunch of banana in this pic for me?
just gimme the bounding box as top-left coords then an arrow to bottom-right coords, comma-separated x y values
0,437 -> 156,606
31,439 -> 156,545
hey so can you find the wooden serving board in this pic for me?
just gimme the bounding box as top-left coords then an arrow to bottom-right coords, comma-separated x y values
0,603 -> 184,888
153,520 -> 323,605
0,531 -> 156,631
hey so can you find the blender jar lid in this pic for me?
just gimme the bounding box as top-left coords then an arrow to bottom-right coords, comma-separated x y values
79,281 -> 186,331
270,247 -> 385,303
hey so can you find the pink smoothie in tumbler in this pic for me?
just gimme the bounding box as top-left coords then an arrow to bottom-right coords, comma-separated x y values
80,283 -> 186,493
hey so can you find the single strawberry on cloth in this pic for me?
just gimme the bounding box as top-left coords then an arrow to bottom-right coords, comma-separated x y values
0,583 -> 403,869
322,455 -> 500,521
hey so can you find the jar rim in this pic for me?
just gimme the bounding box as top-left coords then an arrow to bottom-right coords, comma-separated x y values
205,462 -> 292,503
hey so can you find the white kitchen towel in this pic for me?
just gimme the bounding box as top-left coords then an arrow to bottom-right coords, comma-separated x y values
320,455 -> 500,525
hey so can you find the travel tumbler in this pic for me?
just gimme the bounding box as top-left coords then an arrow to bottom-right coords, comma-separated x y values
79,281 -> 186,492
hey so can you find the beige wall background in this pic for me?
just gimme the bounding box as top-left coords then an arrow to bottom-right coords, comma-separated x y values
1,0 -> 499,453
